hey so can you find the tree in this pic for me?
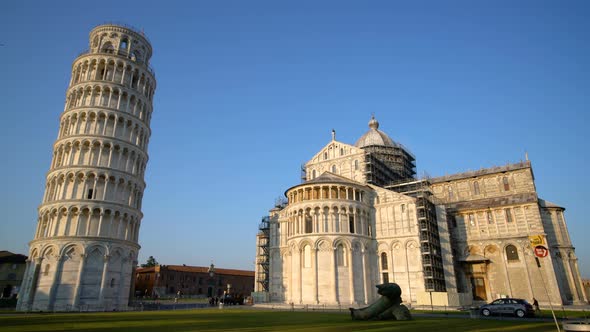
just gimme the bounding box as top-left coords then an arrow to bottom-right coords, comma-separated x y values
141,256 -> 158,268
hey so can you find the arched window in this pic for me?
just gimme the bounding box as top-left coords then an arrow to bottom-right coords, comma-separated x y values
336,244 -> 346,266
349,215 -> 355,233
557,211 -> 564,223
304,214 -> 312,233
312,169 -> 316,179
506,245 -> 519,261
505,208 -> 513,223
354,160 -> 359,170
119,39 -> 128,52
40,221 -> 48,237
132,50 -> 142,63
334,211 -> 340,232
503,177 -> 510,191
324,152 -> 328,160
340,148 -> 344,156
101,42 -> 114,54
381,253 -> 388,270
473,181 -> 480,195
332,165 -> 337,173
303,245 -> 311,268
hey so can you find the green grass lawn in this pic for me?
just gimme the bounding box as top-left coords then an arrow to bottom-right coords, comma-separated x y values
0,308 -> 563,332
537,309 -> 590,319
412,308 -> 590,319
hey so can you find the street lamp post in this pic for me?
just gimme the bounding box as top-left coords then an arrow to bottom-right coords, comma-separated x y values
153,272 -> 160,298
207,263 -> 215,298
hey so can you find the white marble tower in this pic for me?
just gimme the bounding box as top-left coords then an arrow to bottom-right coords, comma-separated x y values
17,24 -> 156,311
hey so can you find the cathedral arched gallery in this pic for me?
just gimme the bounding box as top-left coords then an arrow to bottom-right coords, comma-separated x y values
254,116 -> 587,307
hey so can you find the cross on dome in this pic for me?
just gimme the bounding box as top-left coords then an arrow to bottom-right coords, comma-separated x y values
368,114 -> 379,130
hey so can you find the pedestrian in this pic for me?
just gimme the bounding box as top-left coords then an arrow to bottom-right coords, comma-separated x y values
532,298 -> 540,314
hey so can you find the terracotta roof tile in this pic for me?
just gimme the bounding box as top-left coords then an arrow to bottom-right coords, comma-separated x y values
135,265 -> 254,277
0,251 -> 27,263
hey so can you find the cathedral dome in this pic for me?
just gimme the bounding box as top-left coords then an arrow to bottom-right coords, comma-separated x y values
354,115 -> 396,148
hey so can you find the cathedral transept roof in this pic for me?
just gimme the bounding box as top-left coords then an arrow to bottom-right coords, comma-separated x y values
306,172 -> 365,186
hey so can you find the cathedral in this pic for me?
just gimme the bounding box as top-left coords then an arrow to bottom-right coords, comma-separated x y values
254,116 -> 587,307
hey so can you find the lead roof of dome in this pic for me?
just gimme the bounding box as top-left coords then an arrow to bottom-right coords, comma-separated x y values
354,115 -> 396,148
306,172 -> 361,185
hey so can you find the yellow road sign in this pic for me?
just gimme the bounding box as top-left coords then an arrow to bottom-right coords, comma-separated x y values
529,235 -> 546,247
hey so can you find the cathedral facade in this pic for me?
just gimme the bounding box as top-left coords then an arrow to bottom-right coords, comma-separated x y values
255,116 -> 587,306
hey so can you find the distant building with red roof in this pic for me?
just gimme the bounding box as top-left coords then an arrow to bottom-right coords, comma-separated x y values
134,263 -> 254,299
0,251 -> 27,299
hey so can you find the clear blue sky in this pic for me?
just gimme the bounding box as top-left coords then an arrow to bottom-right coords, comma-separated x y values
1,1 -> 589,278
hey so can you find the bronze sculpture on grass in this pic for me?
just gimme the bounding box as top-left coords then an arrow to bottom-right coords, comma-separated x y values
349,283 -> 412,321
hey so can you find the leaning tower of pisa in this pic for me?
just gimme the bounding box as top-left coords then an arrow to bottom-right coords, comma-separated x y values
17,24 -> 156,312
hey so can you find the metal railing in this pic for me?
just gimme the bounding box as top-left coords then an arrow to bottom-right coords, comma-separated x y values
92,22 -> 151,44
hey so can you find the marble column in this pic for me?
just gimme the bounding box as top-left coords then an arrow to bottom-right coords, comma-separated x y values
47,255 -> 65,311
348,248 -> 355,304
72,253 -> 86,309
312,248 -> 318,304
98,255 -> 111,308
332,247 -> 338,304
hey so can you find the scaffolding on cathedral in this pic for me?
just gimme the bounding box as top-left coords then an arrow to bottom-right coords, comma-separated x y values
256,216 -> 270,292
363,145 -> 417,186
256,197 -> 287,294
386,179 -> 447,292
300,164 -> 307,183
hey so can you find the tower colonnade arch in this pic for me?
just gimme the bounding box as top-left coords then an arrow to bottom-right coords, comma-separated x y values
64,82 -> 153,126
17,24 -> 155,312
20,240 -> 139,312
50,137 -> 148,179
70,51 -> 156,100
42,168 -> 145,209
59,107 -> 151,144
34,202 -> 142,242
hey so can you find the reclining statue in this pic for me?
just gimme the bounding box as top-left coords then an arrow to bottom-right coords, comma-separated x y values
349,283 -> 412,321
